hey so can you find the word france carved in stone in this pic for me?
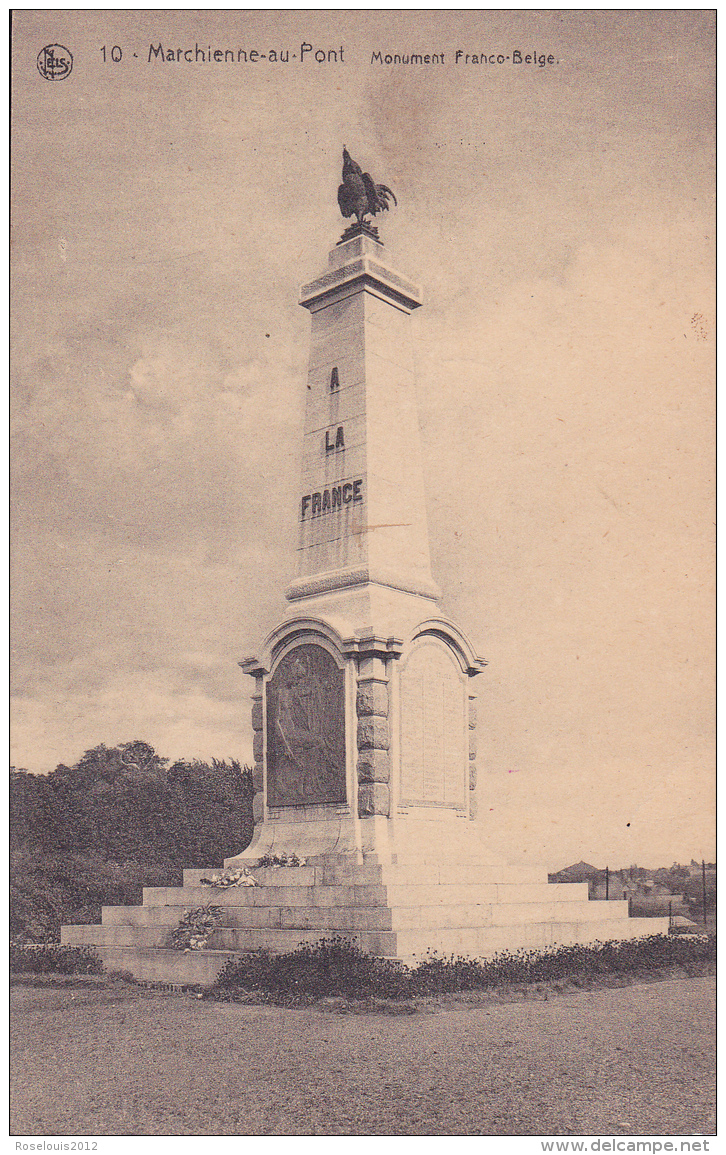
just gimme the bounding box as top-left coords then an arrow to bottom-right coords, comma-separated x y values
301,479 -> 363,519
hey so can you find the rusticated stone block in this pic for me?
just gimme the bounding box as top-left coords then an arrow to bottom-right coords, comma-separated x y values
468,701 -> 477,727
358,782 -> 390,817
251,700 -> 263,731
469,764 -> 477,791
468,795 -> 478,821
469,730 -> 477,758
357,750 -> 390,783
356,681 -> 389,718
252,731 -> 264,762
357,716 -> 389,750
252,763 -> 264,792
252,792 -> 264,823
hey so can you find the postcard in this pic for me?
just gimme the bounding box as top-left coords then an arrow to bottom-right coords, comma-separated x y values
11,10 -> 715,1143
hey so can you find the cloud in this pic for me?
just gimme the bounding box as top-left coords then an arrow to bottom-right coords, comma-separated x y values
11,671 -> 255,777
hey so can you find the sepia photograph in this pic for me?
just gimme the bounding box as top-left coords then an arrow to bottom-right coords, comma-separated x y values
11,9 -> 715,1142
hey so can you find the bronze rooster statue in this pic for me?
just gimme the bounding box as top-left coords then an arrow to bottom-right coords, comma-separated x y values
337,147 -> 397,227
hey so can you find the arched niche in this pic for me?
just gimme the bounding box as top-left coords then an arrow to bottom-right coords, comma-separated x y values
399,637 -> 468,810
266,640 -> 347,809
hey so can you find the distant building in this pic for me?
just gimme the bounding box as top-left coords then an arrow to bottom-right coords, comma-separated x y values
549,862 -> 691,914
686,861 -> 717,878
548,861 -> 600,884
589,874 -> 635,901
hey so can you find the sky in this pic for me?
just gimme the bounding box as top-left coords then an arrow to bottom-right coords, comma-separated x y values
11,10 -> 714,869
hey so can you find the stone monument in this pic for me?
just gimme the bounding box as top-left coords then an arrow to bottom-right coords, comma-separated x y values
226,148 -> 492,869
61,151 -> 668,981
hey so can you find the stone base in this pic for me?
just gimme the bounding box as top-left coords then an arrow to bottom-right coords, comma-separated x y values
61,857 -> 670,985
224,807 -> 507,869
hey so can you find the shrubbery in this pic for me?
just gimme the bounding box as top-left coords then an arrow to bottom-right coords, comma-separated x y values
10,849 -> 183,943
209,933 -> 716,1004
213,937 -> 409,1001
10,943 -> 104,975
11,744 -> 253,864
406,932 -> 716,994
10,742 -> 254,942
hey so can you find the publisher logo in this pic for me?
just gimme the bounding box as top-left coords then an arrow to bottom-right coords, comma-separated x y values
37,44 -> 73,81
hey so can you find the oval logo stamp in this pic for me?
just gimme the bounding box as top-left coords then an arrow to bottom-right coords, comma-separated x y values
37,44 -> 73,81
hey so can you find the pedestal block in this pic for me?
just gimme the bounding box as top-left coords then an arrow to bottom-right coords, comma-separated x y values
233,615 -> 489,868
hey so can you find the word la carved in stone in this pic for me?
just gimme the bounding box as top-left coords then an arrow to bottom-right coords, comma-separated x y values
267,644 -> 347,807
325,426 -> 345,452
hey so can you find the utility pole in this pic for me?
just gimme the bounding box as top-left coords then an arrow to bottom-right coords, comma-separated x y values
702,859 -> 707,928
605,865 -> 609,901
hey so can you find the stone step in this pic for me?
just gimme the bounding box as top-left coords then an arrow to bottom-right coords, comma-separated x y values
64,924 -> 179,947
141,881 -> 590,910
102,903 -> 396,931
183,862 -> 549,888
397,917 -> 671,962
102,904 -> 390,931
89,946 -> 243,986
82,915 -> 671,982
79,898 -> 632,951
63,923 -> 399,956
396,899 -> 630,929
184,866 -> 319,888
101,895 -> 609,932
142,884 -> 372,907
66,917 -> 645,956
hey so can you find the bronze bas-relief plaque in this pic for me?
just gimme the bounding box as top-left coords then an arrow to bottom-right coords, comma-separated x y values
266,644 -> 347,807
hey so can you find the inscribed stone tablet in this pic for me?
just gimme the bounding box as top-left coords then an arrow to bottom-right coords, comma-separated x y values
267,644 -> 347,807
400,641 -> 467,808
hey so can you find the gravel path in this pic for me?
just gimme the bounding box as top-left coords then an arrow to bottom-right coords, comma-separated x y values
11,976 -> 715,1135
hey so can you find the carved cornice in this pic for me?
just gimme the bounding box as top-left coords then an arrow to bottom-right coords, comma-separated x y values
285,565 -> 440,603
240,619 -> 408,677
299,255 -> 423,315
408,617 -> 487,677
240,616 -> 351,677
238,656 -> 269,679
342,631 -> 404,661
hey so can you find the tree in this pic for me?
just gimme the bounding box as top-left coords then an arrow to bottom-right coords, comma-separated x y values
10,768 -> 66,853
10,741 -> 255,941
10,741 -> 254,863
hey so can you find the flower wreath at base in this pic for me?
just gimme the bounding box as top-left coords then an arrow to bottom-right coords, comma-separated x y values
200,853 -> 307,889
171,855 -> 309,950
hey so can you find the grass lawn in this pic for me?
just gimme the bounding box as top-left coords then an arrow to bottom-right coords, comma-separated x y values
11,974 -> 715,1135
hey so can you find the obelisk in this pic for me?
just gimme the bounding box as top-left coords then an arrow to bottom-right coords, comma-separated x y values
231,150 -> 489,867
